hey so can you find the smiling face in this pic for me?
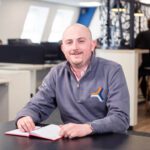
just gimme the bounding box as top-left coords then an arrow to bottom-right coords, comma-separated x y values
61,24 -> 96,69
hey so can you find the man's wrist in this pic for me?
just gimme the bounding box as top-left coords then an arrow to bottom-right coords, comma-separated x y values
86,123 -> 94,134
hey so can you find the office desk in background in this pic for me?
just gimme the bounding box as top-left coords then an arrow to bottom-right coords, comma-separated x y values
1,121 -> 150,150
0,63 -> 59,123
0,70 -> 30,122
0,63 -> 56,95
0,79 -> 9,122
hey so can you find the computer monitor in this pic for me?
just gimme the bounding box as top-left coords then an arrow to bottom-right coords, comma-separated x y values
41,42 -> 65,63
7,38 -> 32,46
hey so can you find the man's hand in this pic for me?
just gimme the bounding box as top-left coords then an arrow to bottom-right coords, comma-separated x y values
17,116 -> 35,132
59,123 -> 93,139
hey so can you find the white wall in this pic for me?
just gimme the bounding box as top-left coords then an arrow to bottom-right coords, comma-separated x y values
0,0 -> 79,44
0,0 -> 28,43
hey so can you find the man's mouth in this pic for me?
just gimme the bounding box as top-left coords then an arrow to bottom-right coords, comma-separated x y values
72,52 -> 83,55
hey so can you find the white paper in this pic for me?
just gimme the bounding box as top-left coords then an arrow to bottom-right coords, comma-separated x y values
30,124 -> 61,140
5,125 -> 61,140
5,126 -> 41,137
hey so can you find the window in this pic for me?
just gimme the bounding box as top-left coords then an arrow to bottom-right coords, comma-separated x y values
21,6 -> 49,43
48,9 -> 74,42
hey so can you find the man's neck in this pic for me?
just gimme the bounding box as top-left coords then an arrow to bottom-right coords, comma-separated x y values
71,64 -> 88,72
70,64 -> 88,81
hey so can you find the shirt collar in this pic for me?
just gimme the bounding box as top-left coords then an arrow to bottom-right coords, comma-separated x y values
70,64 -> 88,81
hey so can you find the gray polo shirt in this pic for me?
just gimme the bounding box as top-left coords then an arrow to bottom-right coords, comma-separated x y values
16,55 -> 129,134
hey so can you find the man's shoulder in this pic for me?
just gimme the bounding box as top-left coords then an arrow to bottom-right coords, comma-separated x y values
94,57 -> 123,79
96,57 -> 121,69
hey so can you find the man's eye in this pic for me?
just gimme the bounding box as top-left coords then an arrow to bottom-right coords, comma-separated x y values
79,40 -> 85,43
66,41 -> 72,45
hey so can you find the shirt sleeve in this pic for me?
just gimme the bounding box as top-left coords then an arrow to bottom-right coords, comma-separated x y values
90,65 -> 130,134
16,68 -> 57,123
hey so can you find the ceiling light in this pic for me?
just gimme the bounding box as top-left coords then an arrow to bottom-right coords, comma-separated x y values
79,2 -> 101,7
134,11 -> 144,17
134,2 -> 144,17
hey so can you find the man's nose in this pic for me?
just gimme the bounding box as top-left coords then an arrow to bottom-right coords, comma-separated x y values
72,41 -> 78,49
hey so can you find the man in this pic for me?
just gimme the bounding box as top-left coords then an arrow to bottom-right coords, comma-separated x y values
16,23 -> 129,139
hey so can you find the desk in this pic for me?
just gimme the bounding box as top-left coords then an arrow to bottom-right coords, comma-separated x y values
0,79 -> 9,84
0,63 -> 56,95
0,79 -> 9,122
0,70 -> 30,122
1,121 -> 150,150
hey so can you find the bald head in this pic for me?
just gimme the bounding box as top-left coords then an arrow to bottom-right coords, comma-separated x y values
60,23 -> 96,69
62,23 -> 92,41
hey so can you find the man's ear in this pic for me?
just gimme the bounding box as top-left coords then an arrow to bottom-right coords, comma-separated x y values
91,40 -> 97,52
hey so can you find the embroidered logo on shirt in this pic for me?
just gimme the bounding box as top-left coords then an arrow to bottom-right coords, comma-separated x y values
91,86 -> 105,102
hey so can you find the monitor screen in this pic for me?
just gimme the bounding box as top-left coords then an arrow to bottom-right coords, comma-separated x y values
41,42 -> 65,63
8,39 -> 32,46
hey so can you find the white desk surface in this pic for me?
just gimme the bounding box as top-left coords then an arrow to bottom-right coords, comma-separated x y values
0,79 -> 9,84
96,49 -> 149,54
0,63 -> 56,70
